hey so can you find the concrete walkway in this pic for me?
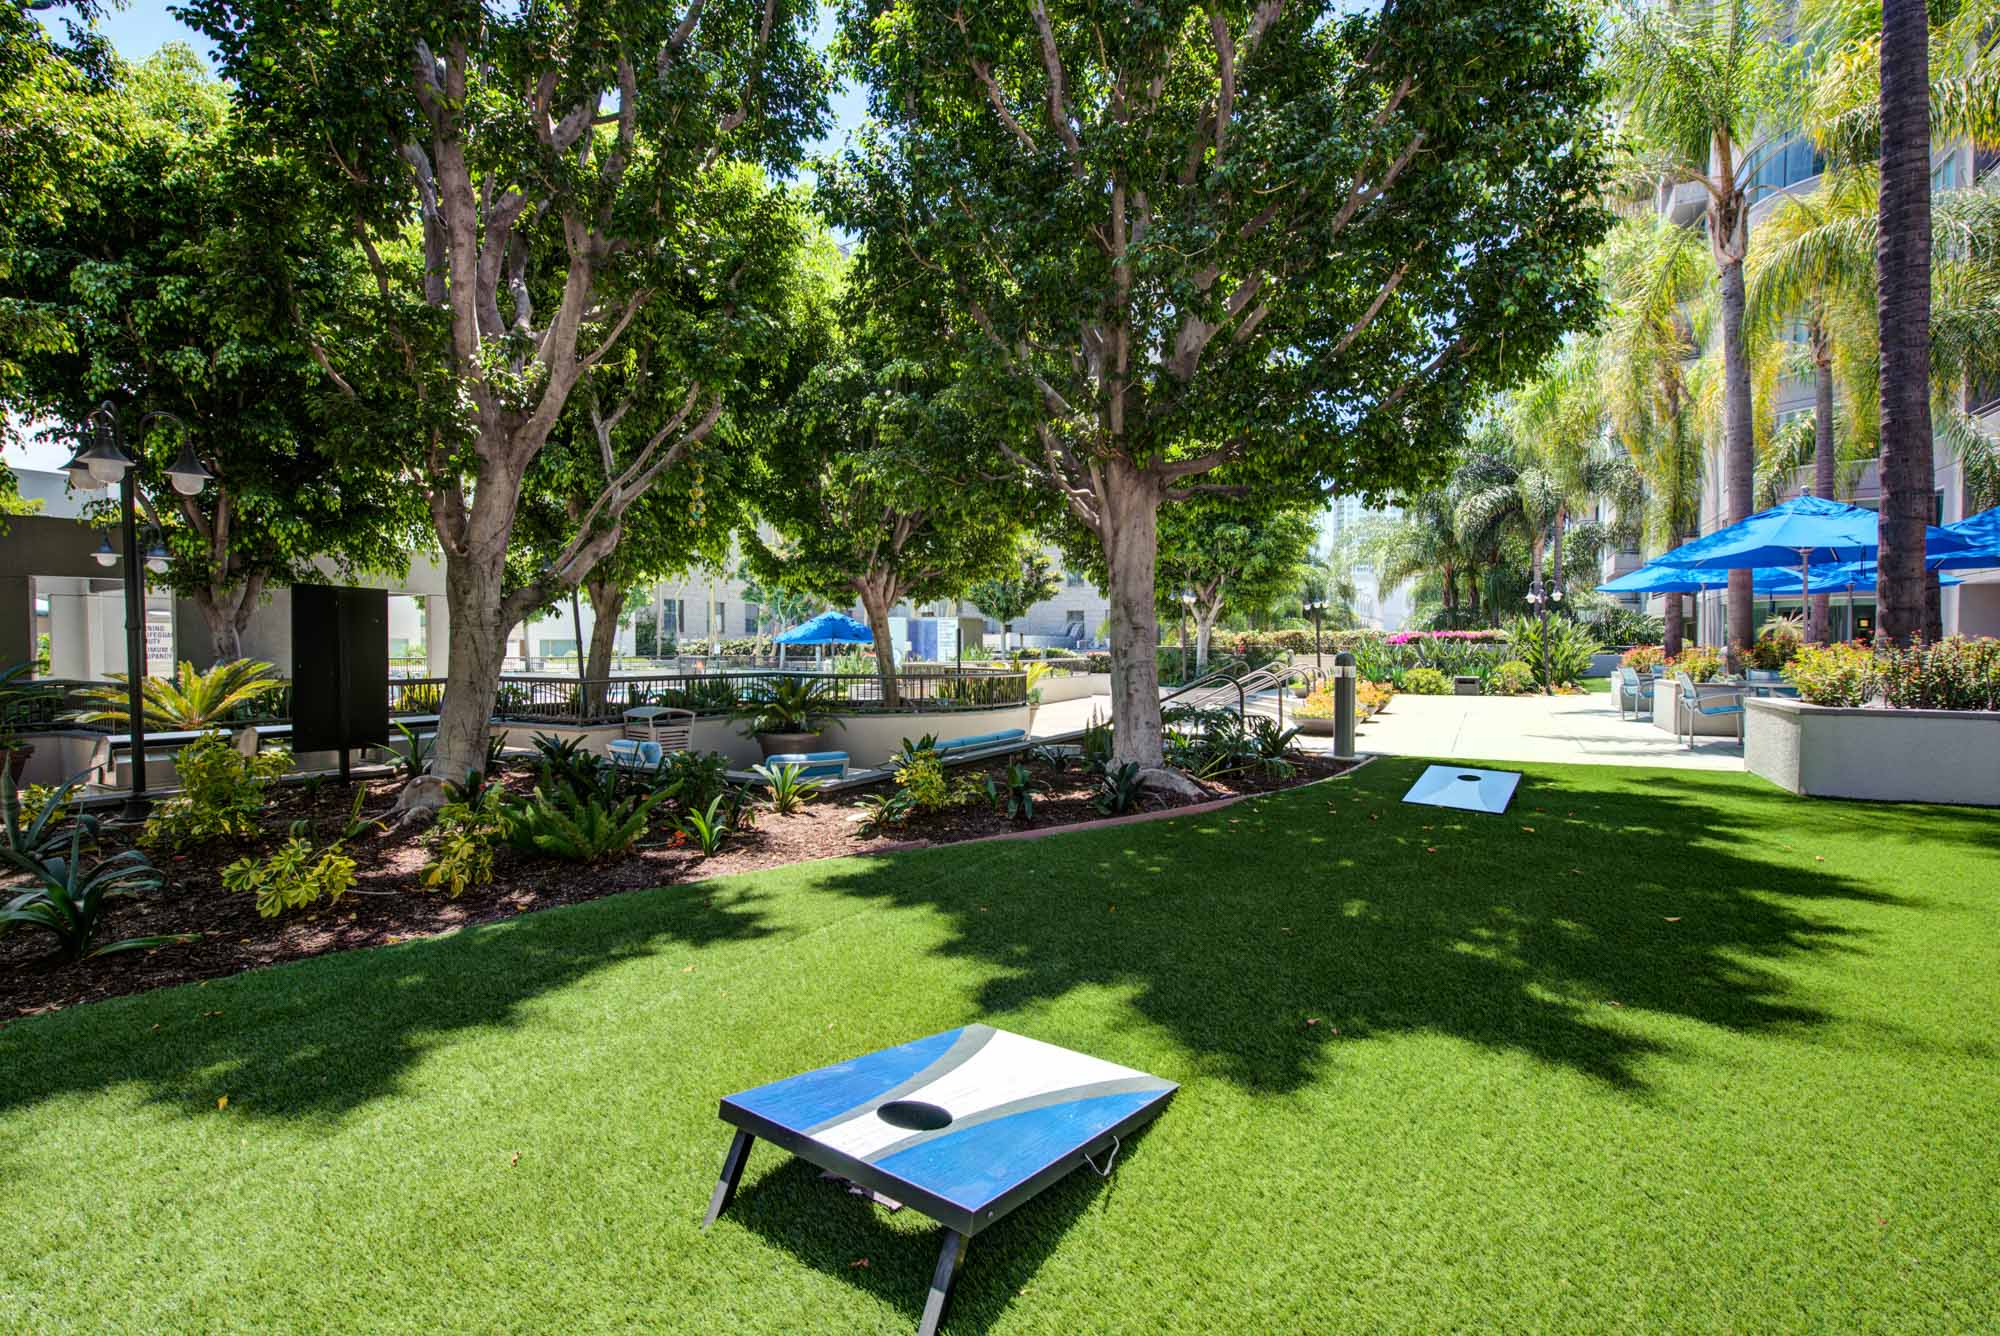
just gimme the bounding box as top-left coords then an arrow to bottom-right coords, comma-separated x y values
1031,682 -> 1744,772
1346,690 -> 1745,771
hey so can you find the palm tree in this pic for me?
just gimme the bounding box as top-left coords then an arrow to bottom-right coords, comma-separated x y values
1600,215 -> 1712,656
1744,168 -> 1882,640
1876,0 -> 1939,642
1611,0 -> 1786,662
1453,430 -> 1566,607
1369,493 -> 1478,627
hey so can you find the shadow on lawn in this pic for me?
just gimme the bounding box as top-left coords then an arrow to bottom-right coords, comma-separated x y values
0,878 -> 775,1129
806,758 -> 1914,1095
724,1123 -> 1154,1335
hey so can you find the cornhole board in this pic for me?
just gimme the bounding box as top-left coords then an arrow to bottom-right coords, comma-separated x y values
702,1024 -> 1176,1336
1401,764 -> 1522,814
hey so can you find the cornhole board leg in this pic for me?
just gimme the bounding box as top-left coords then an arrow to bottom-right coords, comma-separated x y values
701,1129 -> 754,1229
917,1229 -> 968,1336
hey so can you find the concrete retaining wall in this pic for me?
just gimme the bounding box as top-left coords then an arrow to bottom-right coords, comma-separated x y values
1745,697 -> 2000,805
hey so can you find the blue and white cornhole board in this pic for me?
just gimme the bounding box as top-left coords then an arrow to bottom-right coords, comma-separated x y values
702,1024 -> 1176,1336
1402,764 -> 1522,814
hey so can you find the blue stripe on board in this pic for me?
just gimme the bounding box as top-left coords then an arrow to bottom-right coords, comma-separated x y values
873,1090 -> 1164,1210
728,1029 -> 966,1131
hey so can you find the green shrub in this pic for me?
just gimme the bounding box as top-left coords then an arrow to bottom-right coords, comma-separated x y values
1589,606 -> 1665,647
142,735 -> 291,850
221,789 -> 377,917
1401,667 -> 1451,695
1783,642 -> 1877,706
1488,660 -> 1537,695
72,658 -> 286,729
854,790 -> 915,837
423,781 -> 507,896
894,751 -> 954,813
734,676 -> 843,736
678,796 -> 734,855
1092,762 -> 1145,815
1668,646 -> 1727,683
1875,636 -> 2000,711
659,750 -> 732,815
501,783 -> 670,862
1748,617 -> 1805,671
224,837 -> 358,917
1504,616 -> 1601,689
984,763 -> 1040,822
1620,644 -> 1666,672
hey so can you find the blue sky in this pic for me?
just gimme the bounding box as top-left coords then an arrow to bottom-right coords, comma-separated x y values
57,0 -> 868,154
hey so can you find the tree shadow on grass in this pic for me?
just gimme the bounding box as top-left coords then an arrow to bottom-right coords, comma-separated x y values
803,758 -> 1917,1096
0,878 -> 775,1131
719,1122 -> 1153,1335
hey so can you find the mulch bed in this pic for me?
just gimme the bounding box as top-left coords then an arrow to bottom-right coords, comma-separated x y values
0,753 -> 1353,1022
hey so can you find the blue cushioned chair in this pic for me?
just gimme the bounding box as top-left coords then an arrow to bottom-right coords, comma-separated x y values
1672,672 -> 1744,748
1616,666 -> 1655,721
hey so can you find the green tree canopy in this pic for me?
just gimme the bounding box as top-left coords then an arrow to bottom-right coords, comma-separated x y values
183,0 -> 833,787
823,0 -> 1609,772
0,48 -> 421,658
966,545 -> 1060,652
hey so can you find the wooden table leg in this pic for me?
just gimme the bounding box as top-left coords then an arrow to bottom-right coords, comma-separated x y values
916,1228 -> 968,1336
701,1129 -> 754,1229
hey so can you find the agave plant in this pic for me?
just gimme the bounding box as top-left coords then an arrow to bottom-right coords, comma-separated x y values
0,827 -> 191,962
72,659 -> 286,730
750,762 -> 820,815
2,768 -> 95,863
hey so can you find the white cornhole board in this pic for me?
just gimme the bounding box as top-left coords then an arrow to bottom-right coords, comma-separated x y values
1401,764 -> 1522,814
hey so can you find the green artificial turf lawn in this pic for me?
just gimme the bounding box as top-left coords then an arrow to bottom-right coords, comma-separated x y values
3,758 -> 1997,1334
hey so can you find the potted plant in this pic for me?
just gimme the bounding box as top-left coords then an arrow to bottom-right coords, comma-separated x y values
734,676 -> 844,758
1022,661 -> 1051,726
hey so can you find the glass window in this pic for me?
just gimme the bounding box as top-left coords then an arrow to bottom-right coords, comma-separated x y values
743,602 -> 759,634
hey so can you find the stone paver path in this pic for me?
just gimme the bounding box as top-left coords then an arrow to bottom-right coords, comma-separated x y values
1347,690 -> 1743,771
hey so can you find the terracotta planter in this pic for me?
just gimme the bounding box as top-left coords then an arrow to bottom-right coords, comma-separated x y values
756,730 -> 823,758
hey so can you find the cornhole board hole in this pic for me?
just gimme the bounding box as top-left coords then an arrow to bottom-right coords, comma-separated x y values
702,1024 -> 1176,1336
1402,764 -> 1522,814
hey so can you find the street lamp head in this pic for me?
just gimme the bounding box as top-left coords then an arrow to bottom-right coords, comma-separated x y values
92,536 -> 118,568
145,541 -> 170,574
165,441 -> 212,496
61,442 -> 105,492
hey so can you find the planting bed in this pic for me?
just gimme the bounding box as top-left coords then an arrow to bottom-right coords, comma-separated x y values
0,751 -> 1351,1019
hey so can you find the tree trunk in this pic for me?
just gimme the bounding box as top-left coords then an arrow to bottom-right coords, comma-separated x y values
1194,603 -> 1220,674
854,572 -> 901,708
1468,569 -> 1482,624
1097,458 -> 1167,770
1664,594 -> 1685,660
584,577 -> 624,714
1719,255 -> 1756,663
1810,336 -> 1837,643
1551,506 -> 1567,593
430,540 -> 512,788
1878,0 -> 1937,646
190,579 -> 260,664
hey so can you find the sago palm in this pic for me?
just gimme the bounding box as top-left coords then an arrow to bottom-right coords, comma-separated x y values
72,658 -> 286,730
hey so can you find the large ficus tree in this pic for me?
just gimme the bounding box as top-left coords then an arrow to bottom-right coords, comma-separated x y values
1152,495 -> 1317,674
185,0 -> 828,792
825,0 -> 1608,775
743,302 -> 1026,707
1,51 -> 419,659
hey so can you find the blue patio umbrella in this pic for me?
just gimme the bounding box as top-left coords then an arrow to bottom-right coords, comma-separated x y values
1597,564 -> 1730,596
772,611 -> 875,646
1930,505 -> 2000,571
1648,495 -> 1977,615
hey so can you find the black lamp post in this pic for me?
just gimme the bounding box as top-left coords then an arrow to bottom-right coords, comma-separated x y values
1524,576 -> 1563,696
1303,595 -> 1328,675
66,403 -> 211,820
